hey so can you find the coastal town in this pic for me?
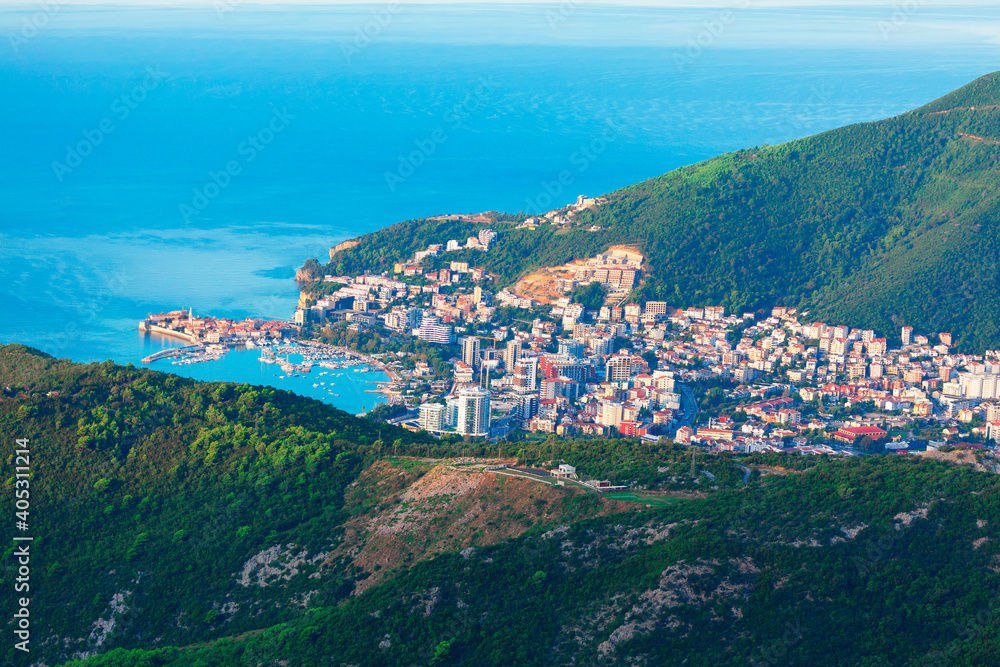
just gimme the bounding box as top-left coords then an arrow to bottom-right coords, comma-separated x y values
290,209 -> 1000,458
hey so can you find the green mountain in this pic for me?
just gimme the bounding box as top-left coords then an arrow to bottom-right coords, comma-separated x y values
72,460 -> 1000,667
312,72 -> 1000,350
0,345 -> 702,665
0,344 -> 427,665
6,345 -> 1000,666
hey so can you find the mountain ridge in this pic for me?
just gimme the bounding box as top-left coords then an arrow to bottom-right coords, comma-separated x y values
310,71 -> 1000,350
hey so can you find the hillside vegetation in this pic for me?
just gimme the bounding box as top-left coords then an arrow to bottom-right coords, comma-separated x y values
68,455 -> 1000,666
313,72 -> 1000,350
0,346 -> 637,665
6,345 -> 1000,665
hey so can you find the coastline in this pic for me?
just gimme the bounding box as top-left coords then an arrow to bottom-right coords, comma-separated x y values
141,324 -> 199,344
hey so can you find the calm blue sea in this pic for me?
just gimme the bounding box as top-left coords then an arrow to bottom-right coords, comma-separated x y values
1,4 -> 998,410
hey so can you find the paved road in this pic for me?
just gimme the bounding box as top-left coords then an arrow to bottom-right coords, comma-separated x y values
736,464 -> 751,485
509,467 -> 551,477
677,383 -> 697,430
493,468 -> 605,495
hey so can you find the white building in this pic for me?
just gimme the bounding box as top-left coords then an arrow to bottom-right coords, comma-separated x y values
462,336 -> 481,368
513,357 -> 539,393
415,313 -> 453,344
599,401 -> 623,428
419,403 -> 446,432
504,339 -> 521,370
457,387 -> 491,437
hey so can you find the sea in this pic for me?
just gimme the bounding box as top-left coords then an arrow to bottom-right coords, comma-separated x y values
1,3 -> 998,413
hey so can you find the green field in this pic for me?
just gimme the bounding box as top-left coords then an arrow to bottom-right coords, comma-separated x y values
603,491 -> 679,508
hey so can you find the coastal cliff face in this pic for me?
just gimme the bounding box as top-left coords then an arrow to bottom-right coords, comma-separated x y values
294,267 -> 320,282
329,239 -> 360,261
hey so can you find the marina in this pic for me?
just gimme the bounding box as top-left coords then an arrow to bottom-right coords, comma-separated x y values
138,332 -> 392,415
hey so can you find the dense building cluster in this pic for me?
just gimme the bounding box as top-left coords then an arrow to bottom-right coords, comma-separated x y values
297,228 -> 1000,453
140,310 -> 294,344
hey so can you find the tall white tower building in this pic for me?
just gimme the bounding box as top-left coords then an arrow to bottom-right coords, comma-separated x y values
457,386 -> 491,437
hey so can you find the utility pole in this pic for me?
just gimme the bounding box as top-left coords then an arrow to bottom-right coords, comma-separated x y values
690,447 -> 696,478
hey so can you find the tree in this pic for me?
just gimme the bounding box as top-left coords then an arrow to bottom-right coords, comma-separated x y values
570,282 -> 607,311
641,350 -> 659,372
857,435 -> 885,455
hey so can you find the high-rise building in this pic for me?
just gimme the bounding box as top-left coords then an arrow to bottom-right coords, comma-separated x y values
557,339 -> 584,359
599,401 -> 623,427
606,355 -> 632,383
504,340 -> 521,370
416,313 -> 453,344
959,373 -> 984,399
589,335 -> 613,356
444,397 -> 460,428
517,393 -> 539,421
419,403 -> 446,432
901,326 -> 913,345
513,357 -> 539,393
983,375 -> 998,400
457,387 -> 491,437
540,378 -> 561,400
644,301 -> 668,317
478,228 -> 497,248
462,336 -> 481,368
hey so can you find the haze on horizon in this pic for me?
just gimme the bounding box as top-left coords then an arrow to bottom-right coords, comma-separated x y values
3,0 -> 1000,49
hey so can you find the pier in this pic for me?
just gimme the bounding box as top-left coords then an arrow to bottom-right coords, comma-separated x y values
141,345 -> 204,364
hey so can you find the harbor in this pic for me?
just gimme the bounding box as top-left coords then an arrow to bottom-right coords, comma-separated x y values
138,319 -> 392,415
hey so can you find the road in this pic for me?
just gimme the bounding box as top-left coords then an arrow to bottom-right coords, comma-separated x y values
676,383 -> 698,431
492,468 -> 605,495
736,464 -> 751,485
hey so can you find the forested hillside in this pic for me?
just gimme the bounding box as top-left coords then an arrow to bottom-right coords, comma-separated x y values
67,455 -> 1000,666
0,344 -> 433,665
0,346 -> 658,665
312,72 -> 1000,351
7,345 -> 1000,665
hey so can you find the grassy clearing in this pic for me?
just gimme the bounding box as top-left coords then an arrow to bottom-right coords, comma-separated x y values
603,492 -> 679,508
